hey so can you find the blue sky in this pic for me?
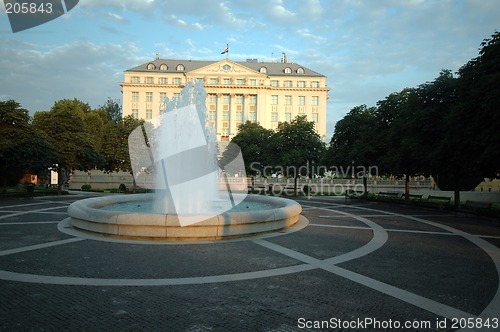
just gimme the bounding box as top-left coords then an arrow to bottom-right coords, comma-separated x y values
1,0 -> 499,139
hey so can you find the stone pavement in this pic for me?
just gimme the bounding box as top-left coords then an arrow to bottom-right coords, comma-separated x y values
0,194 -> 499,331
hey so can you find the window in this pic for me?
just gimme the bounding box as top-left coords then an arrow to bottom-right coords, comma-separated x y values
284,67 -> 292,74
131,76 -> 140,83
223,78 -> 231,85
173,93 -> 180,100
146,92 -> 153,102
284,95 -> 292,105
284,80 -> 292,87
223,64 -> 231,71
132,92 -> 139,102
312,113 -> 319,123
271,95 -> 278,105
236,79 -> 245,85
235,111 -> 243,120
159,77 -> 167,85
259,66 -> 267,73
235,95 -> 243,104
311,96 -> 319,106
146,77 -> 154,84
249,95 -> 257,104
222,112 -> 229,120
208,94 -> 216,103
209,111 -> 216,120
173,77 -> 181,85
285,112 -> 292,122
131,109 -> 138,118
298,96 -> 305,105
147,63 -> 155,70
160,92 -> 167,102
296,67 -> 305,74
271,112 -> 278,122
248,111 -> 256,122
311,81 -> 319,88
209,78 -> 218,84
298,81 -> 305,88
159,64 -> 168,71
271,80 -> 279,87
222,94 -> 230,104
249,79 -> 256,86
176,64 -> 185,71
146,109 -> 152,119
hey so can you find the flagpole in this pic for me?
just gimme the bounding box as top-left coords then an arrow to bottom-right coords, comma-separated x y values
226,43 -> 228,59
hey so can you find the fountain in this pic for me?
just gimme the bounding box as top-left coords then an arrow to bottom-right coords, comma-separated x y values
67,81 -> 301,241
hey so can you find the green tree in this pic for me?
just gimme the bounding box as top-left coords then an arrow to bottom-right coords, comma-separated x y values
0,100 -> 58,189
220,121 -> 273,176
323,105 -> 378,172
32,99 -> 102,192
96,98 -> 122,124
266,115 -> 325,194
457,31 -> 500,177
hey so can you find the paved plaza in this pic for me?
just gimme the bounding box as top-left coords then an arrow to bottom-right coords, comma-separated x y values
0,194 -> 499,331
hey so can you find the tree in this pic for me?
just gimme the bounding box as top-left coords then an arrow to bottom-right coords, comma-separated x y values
32,99 -> 102,192
323,105 -> 378,172
0,100 -> 58,189
220,121 -> 273,176
375,88 -> 424,199
266,115 -> 325,194
457,31 -> 500,178
96,98 -> 122,124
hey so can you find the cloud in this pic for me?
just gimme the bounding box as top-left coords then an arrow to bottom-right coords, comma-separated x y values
166,15 -> 203,30
0,39 -> 145,114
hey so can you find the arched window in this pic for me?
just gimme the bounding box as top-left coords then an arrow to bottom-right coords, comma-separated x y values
284,67 -> 292,74
296,67 -> 305,74
147,63 -> 156,70
159,64 -> 168,71
176,64 -> 185,71
259,66 -> 267,73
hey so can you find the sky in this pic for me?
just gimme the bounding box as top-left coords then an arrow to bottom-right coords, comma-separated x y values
1,0 -> 499,139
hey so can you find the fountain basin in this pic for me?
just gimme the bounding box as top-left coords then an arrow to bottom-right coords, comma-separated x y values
68,194 -> 302,241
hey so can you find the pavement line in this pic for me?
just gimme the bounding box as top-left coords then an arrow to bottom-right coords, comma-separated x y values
0,238 -> 84,257
0,264 -> 316,286
327,265 -> 476,321
309,223 -> 457,236
0,206 -> 70,220
302,199 -> 500,331
0,221 -> 61,226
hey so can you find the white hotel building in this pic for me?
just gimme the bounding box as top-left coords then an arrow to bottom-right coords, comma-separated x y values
120,56 -> 329,141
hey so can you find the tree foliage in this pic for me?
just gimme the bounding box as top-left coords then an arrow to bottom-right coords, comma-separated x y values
220,121 -> 272,175
327,31 -> 500,204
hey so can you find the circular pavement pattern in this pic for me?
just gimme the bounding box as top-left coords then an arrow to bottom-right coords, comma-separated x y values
0,194 -> 499,331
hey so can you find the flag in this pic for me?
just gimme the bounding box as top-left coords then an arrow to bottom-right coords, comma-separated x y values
221,46 -> 229,54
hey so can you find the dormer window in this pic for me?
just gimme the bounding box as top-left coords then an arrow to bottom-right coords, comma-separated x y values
259,66 -> 267,74
159,64 -> 168,71
284,67 -> 292,74
147,63 -> 156,70
296,67 -> 305,74
176,64 -> 185,71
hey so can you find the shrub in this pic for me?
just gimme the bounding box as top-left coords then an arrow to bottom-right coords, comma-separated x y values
81,184 -> 91,191
118,183 -> 127,193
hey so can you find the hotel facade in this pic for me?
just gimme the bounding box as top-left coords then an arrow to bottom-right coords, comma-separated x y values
120,56 -> 329,141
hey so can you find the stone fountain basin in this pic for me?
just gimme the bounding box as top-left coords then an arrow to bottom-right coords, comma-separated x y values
68,194 -> 302,241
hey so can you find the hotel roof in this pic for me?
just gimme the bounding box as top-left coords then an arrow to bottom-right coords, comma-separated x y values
125,58 -> 325,77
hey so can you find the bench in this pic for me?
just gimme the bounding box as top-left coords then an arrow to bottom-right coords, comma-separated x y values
345,189 -> 366,198
377,192 -> 400,199
465,200 -> 492,213
407,193 -> 423,201
427,195 -> 451,203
